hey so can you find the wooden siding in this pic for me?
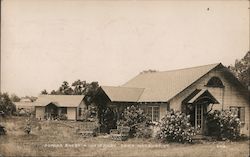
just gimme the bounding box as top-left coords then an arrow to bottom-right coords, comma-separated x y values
35,106 -> 45,120
67,107 -> 77,120
169,68 -> 249,136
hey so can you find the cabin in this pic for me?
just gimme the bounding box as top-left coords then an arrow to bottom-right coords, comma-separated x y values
95,63 -> 249,136
15,98 -> 35,114
34,95 -> 86,121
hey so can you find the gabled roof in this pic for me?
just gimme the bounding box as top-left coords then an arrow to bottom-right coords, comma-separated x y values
122,63 -> 220,102
14,102 -> 34,108
34,95 -> 85,107
99,63 -> 220,102
187,89 -> 219,104
20,98 -> 32,102
101,86 -> 144,102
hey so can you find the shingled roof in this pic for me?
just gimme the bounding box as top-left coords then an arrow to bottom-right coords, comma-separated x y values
102,63 -> 221,102
34,95 -> 85,107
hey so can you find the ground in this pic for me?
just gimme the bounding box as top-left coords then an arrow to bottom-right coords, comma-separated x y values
0,117 -> 249,157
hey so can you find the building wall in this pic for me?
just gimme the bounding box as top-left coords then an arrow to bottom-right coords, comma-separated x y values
76,100 -> 86,120
168,68 -> 249,136
35,106 -> 45,119
67,107 -> 77,120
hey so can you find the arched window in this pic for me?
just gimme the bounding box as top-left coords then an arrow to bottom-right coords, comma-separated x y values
206,77 -> 224,88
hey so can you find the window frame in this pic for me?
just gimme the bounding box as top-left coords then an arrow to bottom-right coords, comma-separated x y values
230,106 -> 245,124
205,76 -> 224,88
146,106 -> 160,122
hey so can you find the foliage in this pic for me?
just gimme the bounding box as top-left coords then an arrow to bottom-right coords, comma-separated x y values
81,105 -> 98,122
10,94 -> 21,102
24,120 -> 31,134
157,110 -> 196,143
84,82 -> 99,105
41,89 -> 48,95
0,93 -> 16,116
22,96 -> 37,102
206,110 -> 241,140
0,124 -> 6,135
50,90 -> 57,95
117,105 -> 152,138
133,122 -> 153,138
229,51 -> 250,90
58,114 -> 68,120
47,80 -> 99,105
100,107 -> 117,133
58,81 -> 74,95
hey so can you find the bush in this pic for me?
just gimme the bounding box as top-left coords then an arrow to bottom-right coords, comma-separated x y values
24,123 -> 31,134
58,114 -> 67,120
157,110 -> 196,143
0,93 -> 16,116
206,110 -> 241,140
117,105 -> 152,138
0,124 -> 6,135
100,107 -> 117,133
134,122 -> 153,138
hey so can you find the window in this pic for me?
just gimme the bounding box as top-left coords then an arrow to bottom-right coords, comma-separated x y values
206,77 -> 224,88
146,106 -> 160,122
230,106 -> 245,123
61,107 -> 67,114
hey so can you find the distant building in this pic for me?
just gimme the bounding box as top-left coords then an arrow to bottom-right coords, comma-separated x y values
34,95 -> 86,120
95,63 -> 249,136
15,98 -> 35,113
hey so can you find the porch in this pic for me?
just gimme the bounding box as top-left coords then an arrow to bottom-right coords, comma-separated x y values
182,89 -> 219,135
44,103 -> 67,120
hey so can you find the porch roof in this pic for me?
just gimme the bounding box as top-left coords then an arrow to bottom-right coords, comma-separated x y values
34,95 -> 85,107
187,89 -> 219,104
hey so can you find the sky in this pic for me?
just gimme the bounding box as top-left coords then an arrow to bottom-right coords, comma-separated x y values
1,0 -> 249,97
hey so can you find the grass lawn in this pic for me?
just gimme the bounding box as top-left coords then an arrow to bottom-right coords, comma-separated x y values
0,117 -> 249,157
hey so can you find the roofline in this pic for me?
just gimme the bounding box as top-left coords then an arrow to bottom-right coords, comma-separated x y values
101,85 -> 145,90
155,63 -> 221,74
122,63 -> 221,87
167,63 -> 222,102
100,85 -> 145,102
38,94 -> 85,97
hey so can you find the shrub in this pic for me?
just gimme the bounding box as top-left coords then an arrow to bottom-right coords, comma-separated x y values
117,105 -> 152,138
100,107 -> 117,133
206,110 -> 241,140
0,93 -> 16,116
24,123 -> 31,134
157,110 -> 196,143
58,114 -> 67,120
0,124 -> 6,135
133,122 -> 153,138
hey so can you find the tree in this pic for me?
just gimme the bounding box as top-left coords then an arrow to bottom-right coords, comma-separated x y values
0,92 -> 16,115
84,82 -> 99,105
10,94 -> 20,102
41,89 -> 48,95
72,80 -> 86,95
58,81 -> 73,95
50,90 -> 57,95
229,51 -> 250,90
23,96 -> 37,102
44,80 -> 99,105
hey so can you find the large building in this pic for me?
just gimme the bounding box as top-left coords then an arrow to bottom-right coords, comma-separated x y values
34,95 -> 86,120
95,63 -> 249,136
